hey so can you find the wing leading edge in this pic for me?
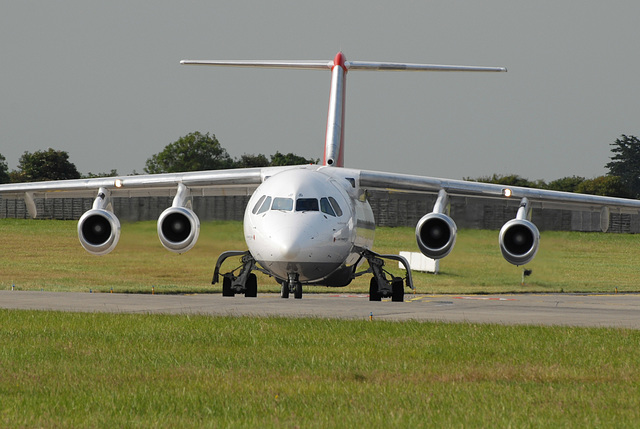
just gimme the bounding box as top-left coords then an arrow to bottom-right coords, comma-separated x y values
0,167 -> 282,200
0,166 -> 311,219
358,169 -> 640,213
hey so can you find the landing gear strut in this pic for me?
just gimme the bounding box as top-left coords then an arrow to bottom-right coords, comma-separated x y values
358,250 -> 414,302
213,251 -> 265,297
280,273 -> 303,299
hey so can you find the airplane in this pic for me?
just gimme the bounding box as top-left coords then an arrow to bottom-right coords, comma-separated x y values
2,52 -> 640,302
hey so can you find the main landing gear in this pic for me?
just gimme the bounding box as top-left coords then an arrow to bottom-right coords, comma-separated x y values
212,249 -> 414,303
213,251 -> 266,298
358,250 -> 414,302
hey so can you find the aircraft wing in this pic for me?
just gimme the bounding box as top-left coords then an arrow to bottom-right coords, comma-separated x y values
0,166 -> 299,218
3,165 -> 640,215
358,169 -> 640,213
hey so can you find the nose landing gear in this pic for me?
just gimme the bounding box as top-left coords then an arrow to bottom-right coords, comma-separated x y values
281,273 -> 303,299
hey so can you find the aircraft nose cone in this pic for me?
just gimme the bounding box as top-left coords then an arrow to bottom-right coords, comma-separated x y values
276,237 -> 301,259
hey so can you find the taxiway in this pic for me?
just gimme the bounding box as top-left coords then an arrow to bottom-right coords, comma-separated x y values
1,291 -> 638,329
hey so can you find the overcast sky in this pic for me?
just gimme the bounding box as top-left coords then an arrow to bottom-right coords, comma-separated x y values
2,1 -> 639,181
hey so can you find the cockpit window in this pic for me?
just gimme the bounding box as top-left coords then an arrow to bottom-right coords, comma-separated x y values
320,197 -> 336,216
252,195 -> 267,214
256,196 -> 272,214
296,198 -> 319,212
328,197 -> 343,217
271,197 -> 293,211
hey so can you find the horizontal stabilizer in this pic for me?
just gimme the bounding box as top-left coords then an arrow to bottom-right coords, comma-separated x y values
180,58 -> 506,73
180,59 -> 331,70
345,61 -> 506,72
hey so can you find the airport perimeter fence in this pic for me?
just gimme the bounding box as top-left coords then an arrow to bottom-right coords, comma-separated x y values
1,191 -> 638,233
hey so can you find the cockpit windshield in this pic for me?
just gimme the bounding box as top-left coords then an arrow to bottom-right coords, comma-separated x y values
256,196 -> 271,214
320,198 -> 335,216
296,198 -> 319,212
252,195 -> 343,217
272,197 -> 293,211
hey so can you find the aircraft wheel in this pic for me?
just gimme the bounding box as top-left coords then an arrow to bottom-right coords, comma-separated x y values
280,282 -> 289,299
222,275 -> 234,297
246,273 -> 258,297
369,278 -> 381,302
294,282 -> 303,299
391,278 -> 404,302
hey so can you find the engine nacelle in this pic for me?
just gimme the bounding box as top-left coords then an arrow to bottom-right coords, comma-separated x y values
157,206 -> 200,253
78,209 -> 121,255
415,212 -> 457,259
499,219 -> 540,266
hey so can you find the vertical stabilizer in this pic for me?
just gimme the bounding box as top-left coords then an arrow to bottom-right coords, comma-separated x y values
181,53 -> 506,168
324,52 -> 347,167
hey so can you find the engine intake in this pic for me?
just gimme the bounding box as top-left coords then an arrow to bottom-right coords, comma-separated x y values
499,218 -> 540,266
157,206 -> 200,253
415,190 -> 457,260
416,212 -> 457,260
78,209 -> 121,255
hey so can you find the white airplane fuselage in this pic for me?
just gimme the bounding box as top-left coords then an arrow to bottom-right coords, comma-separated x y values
243,166 -> 374,286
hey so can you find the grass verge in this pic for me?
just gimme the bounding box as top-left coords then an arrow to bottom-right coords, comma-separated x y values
2,219 -> 639,294
1,310 -> 639,427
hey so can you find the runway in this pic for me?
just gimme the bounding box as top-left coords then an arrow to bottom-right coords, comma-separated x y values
1,290 -> 639,329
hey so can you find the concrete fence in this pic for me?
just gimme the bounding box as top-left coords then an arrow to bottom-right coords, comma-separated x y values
1,191 -> 638,233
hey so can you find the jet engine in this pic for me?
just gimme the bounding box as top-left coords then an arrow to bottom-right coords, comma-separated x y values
498,198 -> 540,266
415,190 -> 457,259
157,184 -> 200,253
416,212 -> 457,259
158,207 -> 200,253
78,188 -> 121,255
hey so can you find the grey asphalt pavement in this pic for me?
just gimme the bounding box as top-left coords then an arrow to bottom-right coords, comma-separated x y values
1,290 -> 638,329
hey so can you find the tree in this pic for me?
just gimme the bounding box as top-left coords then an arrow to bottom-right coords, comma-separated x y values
83,169 -> 119,179
234,153 -> 270,168
0,153 -> 9,184
546,176 -> 586,193
576,175 -> 632,198
269,151 -> 319,166
465,174 -> 544,189
605,134 -> 640,198
144,132 -> 233,174
16,148 -> 80,182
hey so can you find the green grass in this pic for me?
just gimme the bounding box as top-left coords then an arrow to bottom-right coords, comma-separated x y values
1,218 -> 639,293
2,219 -> 640,427
1,310 -> 639,427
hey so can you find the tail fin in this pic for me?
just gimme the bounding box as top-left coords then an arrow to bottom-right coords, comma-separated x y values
181,53 -> 506,168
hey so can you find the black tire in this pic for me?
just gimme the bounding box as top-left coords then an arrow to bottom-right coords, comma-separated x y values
222,275 -> 234,297
369,277 -> 381,302
246,273 -> 258,297
391,278 -> 404,302
294,282 -> 303,299
280,282 -> 289,299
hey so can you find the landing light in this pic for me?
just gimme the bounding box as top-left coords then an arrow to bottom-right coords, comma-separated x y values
502,188 -> 513,198
114,179 -> 123,188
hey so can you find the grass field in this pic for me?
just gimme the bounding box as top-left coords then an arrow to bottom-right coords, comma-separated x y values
1,311 -> 639,427
1,218 -> 639,294
2,219 -> 640,427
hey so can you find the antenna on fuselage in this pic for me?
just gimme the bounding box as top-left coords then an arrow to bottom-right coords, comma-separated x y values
180,53 -> 506,168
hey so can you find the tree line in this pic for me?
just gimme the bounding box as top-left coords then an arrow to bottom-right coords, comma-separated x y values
0,131 -> 318,184
466,135 -> 640,198
1,132 -> 639,199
